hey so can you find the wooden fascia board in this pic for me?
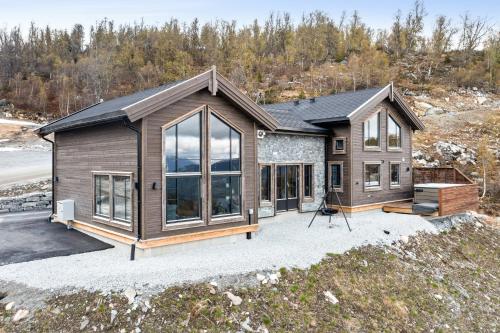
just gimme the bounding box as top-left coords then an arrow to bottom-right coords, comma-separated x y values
216,73 -> 278,131
348,85 -> 391,122
123,71 -> 211,122
393,91 -> 425,130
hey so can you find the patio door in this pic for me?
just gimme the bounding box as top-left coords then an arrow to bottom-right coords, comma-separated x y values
276,165 -> 299,212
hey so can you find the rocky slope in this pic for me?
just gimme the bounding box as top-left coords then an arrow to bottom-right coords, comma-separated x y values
406,87 -> 499,215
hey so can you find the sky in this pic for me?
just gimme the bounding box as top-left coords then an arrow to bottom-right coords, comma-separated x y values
0,0 -> 498,39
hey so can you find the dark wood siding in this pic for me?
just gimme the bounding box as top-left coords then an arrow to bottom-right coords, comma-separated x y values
326,125 -> 352,206
54,121 -> 139,236
142,89 -> 257,239
350,100 -> 413,206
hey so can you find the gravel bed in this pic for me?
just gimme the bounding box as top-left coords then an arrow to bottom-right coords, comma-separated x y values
0,211 -> 437,293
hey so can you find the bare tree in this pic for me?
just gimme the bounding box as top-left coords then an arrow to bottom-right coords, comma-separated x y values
459,13 -> 491,60
430,15 -> 457,55
404,0 -> 427,52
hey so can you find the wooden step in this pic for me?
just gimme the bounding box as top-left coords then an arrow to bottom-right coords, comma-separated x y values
382,201 -> 413,214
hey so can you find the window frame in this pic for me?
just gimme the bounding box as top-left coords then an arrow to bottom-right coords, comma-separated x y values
92,171 -> 134,231
302,163 -> 314,200
389,161 -> 401,189
387,114 -> 402,151
207,107 -> 245,225
332,137 -> 346,154
259,164 -> 273,207
327,161 -> 343,193
161,106 -> 206,231
363,112 -> 381,151
363,161 -> 382,192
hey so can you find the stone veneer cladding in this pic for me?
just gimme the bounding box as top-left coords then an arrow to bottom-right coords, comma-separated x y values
257,132 -> 325,217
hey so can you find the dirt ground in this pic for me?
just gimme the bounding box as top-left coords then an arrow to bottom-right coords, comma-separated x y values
1,216 -> 498,332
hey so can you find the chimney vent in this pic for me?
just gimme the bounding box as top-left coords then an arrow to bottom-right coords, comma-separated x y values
294,100 -> 300,106
309,97 -> 316,103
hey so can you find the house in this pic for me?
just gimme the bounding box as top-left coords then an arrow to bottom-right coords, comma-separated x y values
36,67 -> 424,254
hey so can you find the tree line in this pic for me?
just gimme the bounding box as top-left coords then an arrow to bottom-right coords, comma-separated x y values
0,1 -> 498,119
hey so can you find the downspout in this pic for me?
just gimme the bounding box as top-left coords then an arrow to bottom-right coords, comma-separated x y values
124,119 -> 142,261
41,135 -> 55,218
325,133 -> 329,206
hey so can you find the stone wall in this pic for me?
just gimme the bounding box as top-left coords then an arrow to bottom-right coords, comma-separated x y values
0,192 -> 52,213
258,132 -> 325,217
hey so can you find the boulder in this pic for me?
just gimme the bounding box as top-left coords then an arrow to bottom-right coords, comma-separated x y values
123,287 -> 136,304
5,302 -> 15,311
477,96 -> 489,105
425,107 -> 446,116
12,309 -> 29,322
110,309 -> 118,323
224,292 -> 242,306
435,141 -> 476,164
415,101 -> 433,111
323,291 -> 339,305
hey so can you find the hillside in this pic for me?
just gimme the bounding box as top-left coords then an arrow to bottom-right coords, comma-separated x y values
0,5 -> 498,210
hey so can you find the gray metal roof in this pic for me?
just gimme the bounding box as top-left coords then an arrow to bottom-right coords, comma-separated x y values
37,80 -> 184,134
38,81 -> 388,135
263,87 -> 384,128
265,109 -> 328,133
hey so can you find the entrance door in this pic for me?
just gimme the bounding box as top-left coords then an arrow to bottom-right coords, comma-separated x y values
276,165 -> 299,212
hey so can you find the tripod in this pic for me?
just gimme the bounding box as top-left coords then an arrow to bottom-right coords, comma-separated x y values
308,184 -> 352,232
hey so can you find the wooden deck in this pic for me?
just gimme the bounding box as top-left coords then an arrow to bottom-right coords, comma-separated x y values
382,201 -> 413,214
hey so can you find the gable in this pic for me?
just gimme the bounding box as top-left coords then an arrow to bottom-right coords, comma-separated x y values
122,68 -> 278,131
347,84 -> 424,130
36,67 -> 278,136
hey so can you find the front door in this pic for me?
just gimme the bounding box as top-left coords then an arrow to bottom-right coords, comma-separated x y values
276,165 -> 299,212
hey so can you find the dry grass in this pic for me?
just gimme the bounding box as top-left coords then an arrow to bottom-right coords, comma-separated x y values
1,221 -> 498,332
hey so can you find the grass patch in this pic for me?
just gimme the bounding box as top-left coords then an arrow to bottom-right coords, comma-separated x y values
1,222 -> 498,332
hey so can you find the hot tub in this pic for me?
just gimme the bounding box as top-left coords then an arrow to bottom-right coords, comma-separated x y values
413,183 -> 468,204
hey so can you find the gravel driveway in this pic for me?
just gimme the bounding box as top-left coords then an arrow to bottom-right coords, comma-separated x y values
0,210 -> 437,292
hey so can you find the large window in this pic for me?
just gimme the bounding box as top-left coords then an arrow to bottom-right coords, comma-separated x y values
163,109 -> 244,226
303,164 -> 313,198
260,165 -> 271,202
210,114 -> 242,217
390,162 -> 401,187
387,115 -> 402,149
94,172 -> 132,227
363,113 -> 380,149
164,112 -> 202,223
364,163 -> 381,190
328,162 -> 343,191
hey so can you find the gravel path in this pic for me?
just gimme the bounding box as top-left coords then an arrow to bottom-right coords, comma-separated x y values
0,211 -> 437,293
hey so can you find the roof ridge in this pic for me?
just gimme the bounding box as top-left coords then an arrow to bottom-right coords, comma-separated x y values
265,86 -> 384,106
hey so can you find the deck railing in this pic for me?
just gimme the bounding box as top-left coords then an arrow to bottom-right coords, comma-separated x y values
413,167 -> 478,216
413,167 -> 473,185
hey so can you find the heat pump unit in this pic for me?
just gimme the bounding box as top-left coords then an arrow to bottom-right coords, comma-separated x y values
57,199 -> 75,222
257,130 -> 266,139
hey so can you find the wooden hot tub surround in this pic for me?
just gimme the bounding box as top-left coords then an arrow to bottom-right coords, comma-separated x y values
413,167 -> 479,216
